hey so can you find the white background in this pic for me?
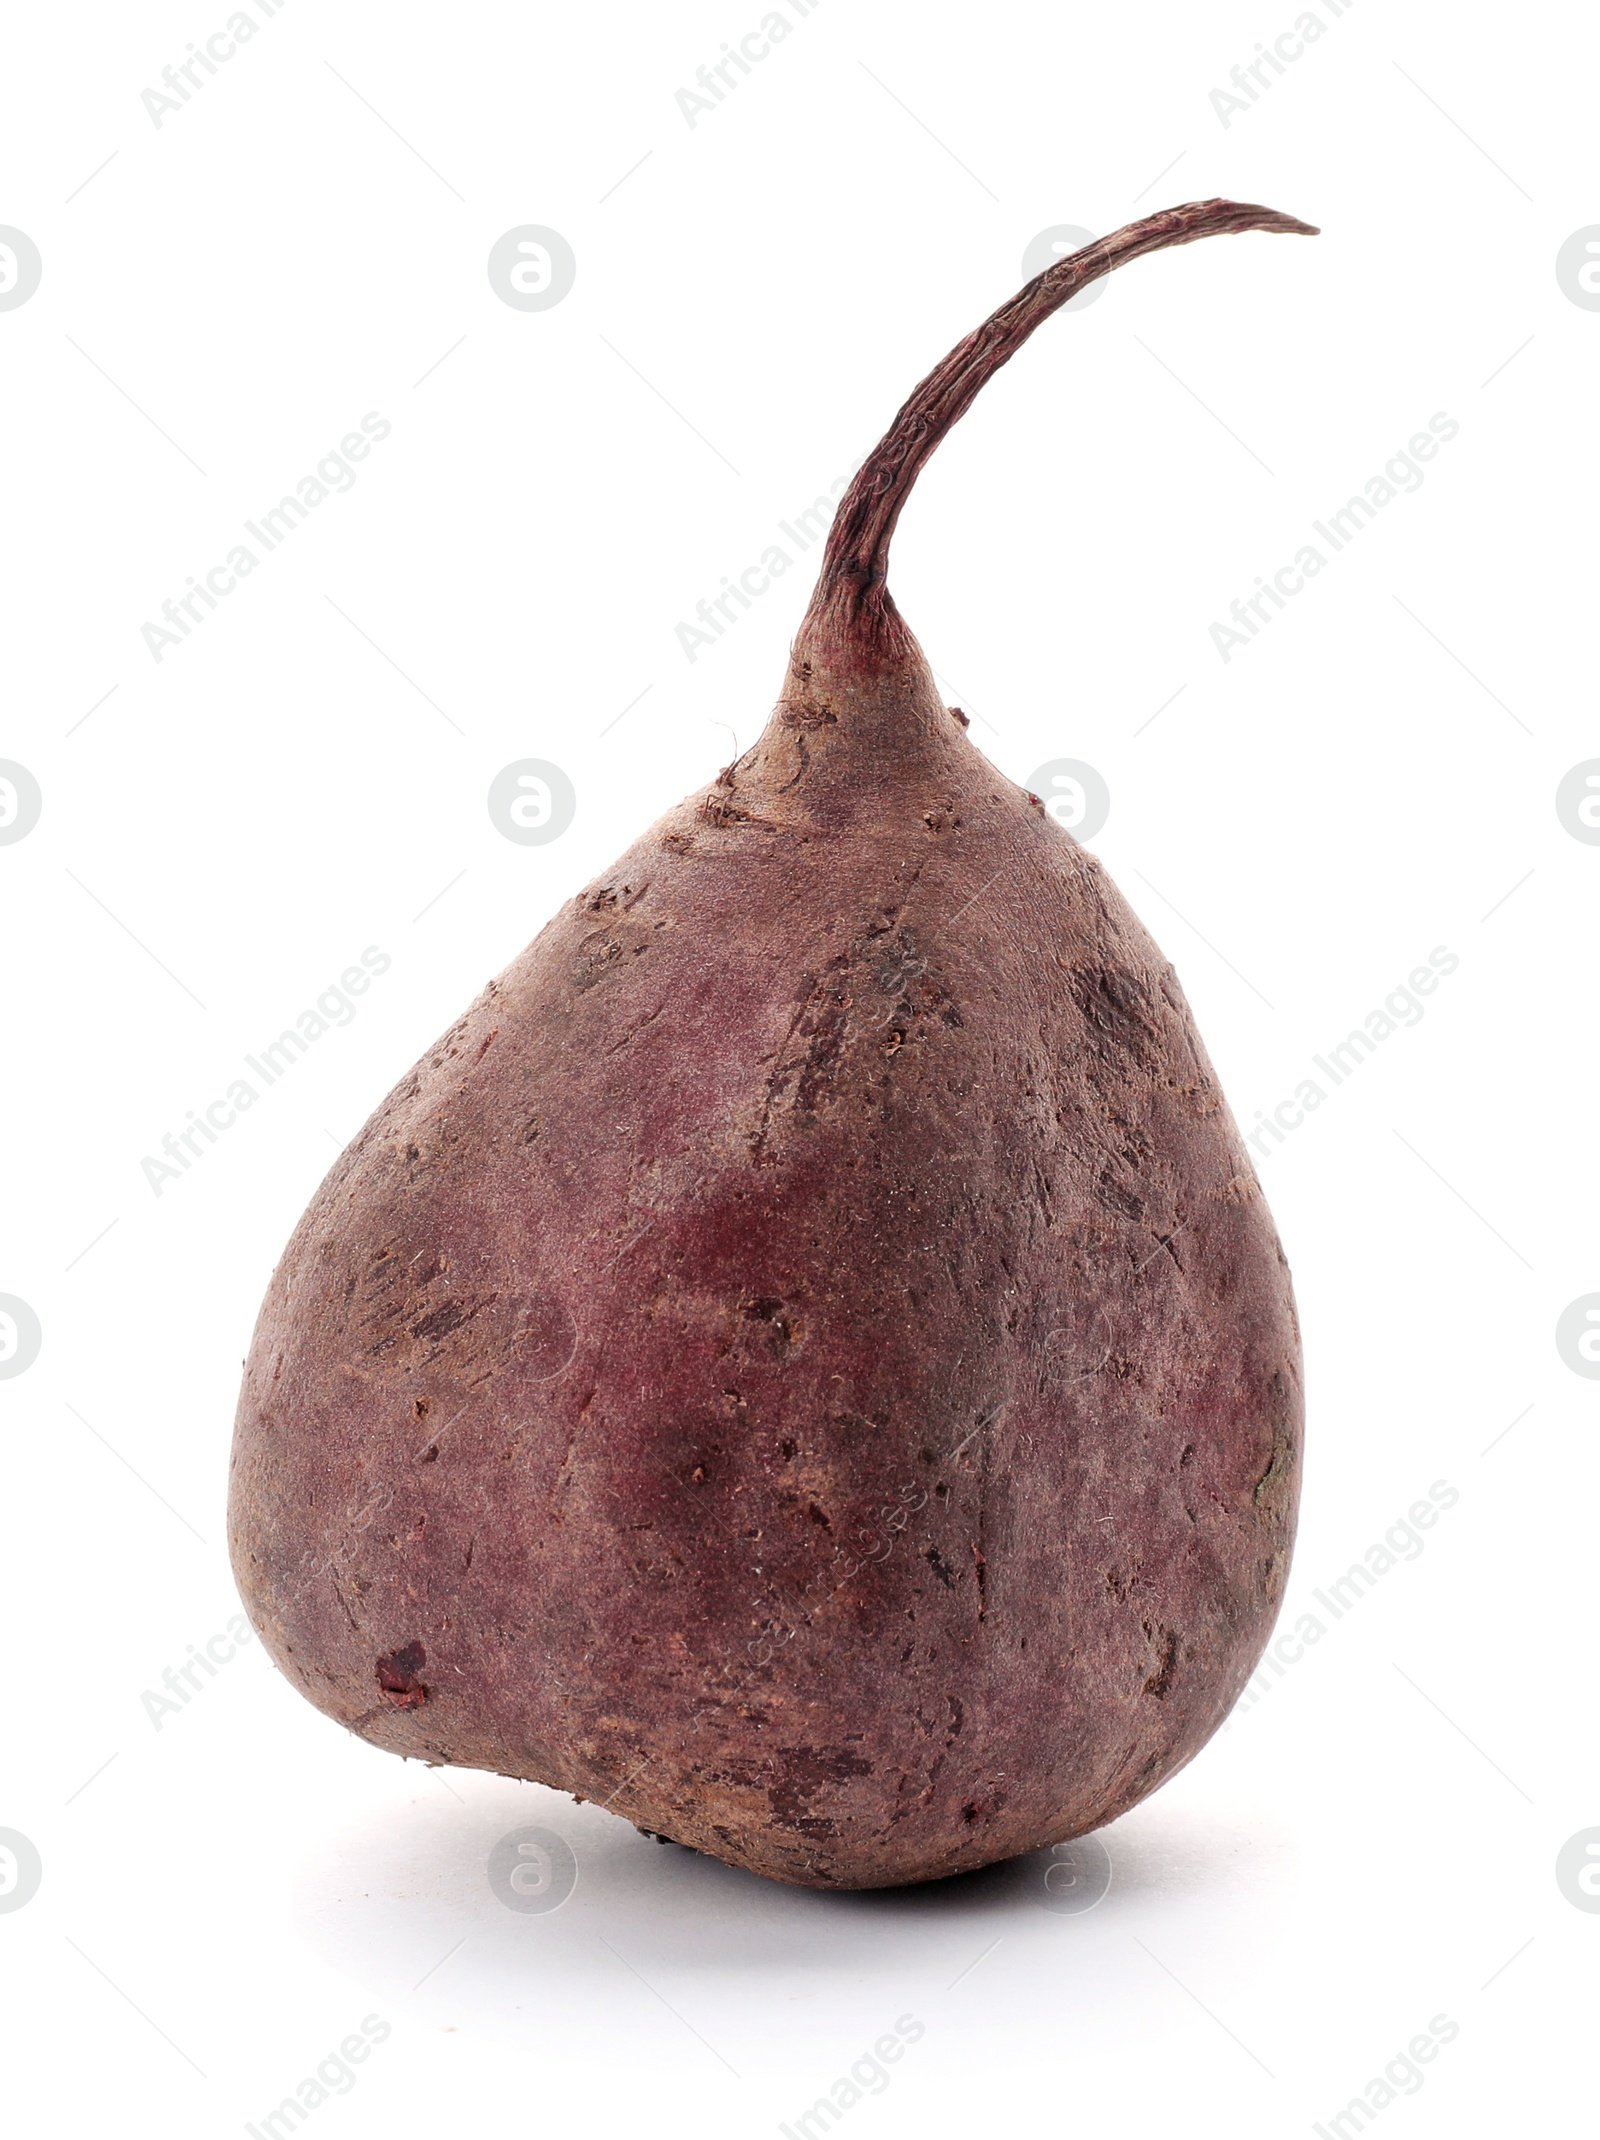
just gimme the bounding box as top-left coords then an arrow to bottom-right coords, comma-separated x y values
2,1 -> 1595,2133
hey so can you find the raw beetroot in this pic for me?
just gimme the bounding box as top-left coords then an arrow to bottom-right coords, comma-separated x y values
230,198 -> 1313,1888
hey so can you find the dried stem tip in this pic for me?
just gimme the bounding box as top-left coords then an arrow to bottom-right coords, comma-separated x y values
807,198 -> 1318,656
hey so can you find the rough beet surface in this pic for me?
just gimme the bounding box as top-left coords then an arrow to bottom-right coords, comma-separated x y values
229,199 -> 1313,1889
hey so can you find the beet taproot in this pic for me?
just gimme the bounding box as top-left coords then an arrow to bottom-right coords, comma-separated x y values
230,199 -> 1313,1889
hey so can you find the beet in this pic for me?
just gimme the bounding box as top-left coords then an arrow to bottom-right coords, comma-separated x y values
230,198 -> 1313,1888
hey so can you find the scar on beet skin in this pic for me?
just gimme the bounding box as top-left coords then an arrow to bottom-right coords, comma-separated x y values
376,1641 -> 429,1706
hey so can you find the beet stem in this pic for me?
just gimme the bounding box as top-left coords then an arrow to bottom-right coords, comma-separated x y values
806,197 -> 1317,656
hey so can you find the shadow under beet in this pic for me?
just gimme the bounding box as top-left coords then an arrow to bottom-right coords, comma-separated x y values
290,1768 -> 1290,2069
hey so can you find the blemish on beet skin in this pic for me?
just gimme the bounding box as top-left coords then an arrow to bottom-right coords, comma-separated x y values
376,1641 -> 429,1706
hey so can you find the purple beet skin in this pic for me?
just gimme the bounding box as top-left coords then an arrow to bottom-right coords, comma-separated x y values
230,198 -> 1310,1888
